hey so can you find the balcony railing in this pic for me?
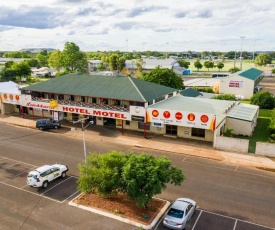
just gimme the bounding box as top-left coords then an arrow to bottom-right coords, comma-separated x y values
31,97 -> 130,112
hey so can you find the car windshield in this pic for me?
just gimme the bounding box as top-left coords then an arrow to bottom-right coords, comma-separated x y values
167,208 -> 184,218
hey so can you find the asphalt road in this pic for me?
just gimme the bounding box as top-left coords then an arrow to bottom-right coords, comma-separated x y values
0,123 -> 274,230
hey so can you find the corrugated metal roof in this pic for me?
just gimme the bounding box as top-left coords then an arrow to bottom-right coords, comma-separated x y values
125,58 -> 180,69
227,103 -> 259,121
234,68 -> 263,80
22,74 -> 177,102
179,88 -> 202,97
149,96 -> 259,125
184,78 -> 219,87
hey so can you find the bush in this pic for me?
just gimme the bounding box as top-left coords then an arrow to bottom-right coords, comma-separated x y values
250,91 -> 275,109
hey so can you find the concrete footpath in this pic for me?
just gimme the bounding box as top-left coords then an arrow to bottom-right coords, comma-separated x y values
1,114 -> 275,170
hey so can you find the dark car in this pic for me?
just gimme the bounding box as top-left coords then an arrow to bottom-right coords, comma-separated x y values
36,119 -> 61,130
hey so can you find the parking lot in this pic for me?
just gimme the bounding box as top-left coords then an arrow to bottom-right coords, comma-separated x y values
1,156 -> 274,230
0,156 -> 80,204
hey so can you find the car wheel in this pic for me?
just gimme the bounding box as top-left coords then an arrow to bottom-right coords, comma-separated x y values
39,126 -> 43,131
61,171 -> 66,178
54,125 -> 58,129
42,181 -> 49,188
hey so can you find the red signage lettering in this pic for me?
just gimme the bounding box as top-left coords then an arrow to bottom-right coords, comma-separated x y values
92,110 -> 127,119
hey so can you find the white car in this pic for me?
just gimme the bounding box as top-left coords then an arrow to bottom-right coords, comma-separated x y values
163,198 -> 196,230
27,164 -> 68,188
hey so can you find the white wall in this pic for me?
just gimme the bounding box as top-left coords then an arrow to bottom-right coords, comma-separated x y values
214,136 -> 249,153
219,75 -> 254,99
255,142 -> 275,157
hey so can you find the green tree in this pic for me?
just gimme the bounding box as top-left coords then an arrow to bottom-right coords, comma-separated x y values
254,53 -> 272,66
203,61 -> 214,71
117,57 -> 126,72
77,151 -> 128,196
216,62 -> 224,71
108,54 -> 118,71
60,42 -> 88,72
48,50 -> 62,72
135,58 -> 146,73
11,62 -> 31,80
0,69 -> 17,81
143,66 -> 183,89
272,68 -> 275,74
122,153 -> 184,208
178,59 -> 190,69
4,61 -> 15,69
250,90 -> 275,109
77,151 -> 185,209
194,60 -> 203,71
26,58 -> 41,68
229,67 -> 240,73
36,50 -> 49,66
211,94 -> 236,100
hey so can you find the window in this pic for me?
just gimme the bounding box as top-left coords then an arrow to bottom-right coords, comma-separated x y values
192,128 -> 205,137
81,96 -> 86,102
126,120 -> 130,125
92,97 -> 96,103
138,122 -> 150,130
166,125 -> 177,135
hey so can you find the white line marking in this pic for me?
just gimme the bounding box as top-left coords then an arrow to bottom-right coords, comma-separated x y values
41,177 -> 72,195
200,209 -> 274,229
0,163 -> 21,172
61,190 -> 80,203
182,155 -> 189,162
184,160 -> 275,179
2,166 -> 36,183
191,210 -> 202,230
233,219 -> 237,230
0,155 -> 37,167
0,181 -> 62,203
235,166 -> 239,171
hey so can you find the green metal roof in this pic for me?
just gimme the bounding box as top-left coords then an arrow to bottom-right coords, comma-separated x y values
179,88 -> 202,97
235,68 -> 263,81
22,73 -> 177,102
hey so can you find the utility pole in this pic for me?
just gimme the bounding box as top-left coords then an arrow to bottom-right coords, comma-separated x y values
72,118 -> 94,165
240,36 -> 245,70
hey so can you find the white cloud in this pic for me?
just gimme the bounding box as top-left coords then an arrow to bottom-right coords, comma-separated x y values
0,0 -> 274,52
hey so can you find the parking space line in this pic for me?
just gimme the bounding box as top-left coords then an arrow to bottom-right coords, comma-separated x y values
0,155 -> 37,167
200,209 -> 274,229
41,176 -> 72,195
233,219 -> 237,230
235,166 -> 239,171
0,163 -> 21,172
184,160 -> 275,179
0,181 -> 62,203
191,210 -> 202,230
2,166 -> 37,183
61,190 -> 80,203
182,155 -> 189,162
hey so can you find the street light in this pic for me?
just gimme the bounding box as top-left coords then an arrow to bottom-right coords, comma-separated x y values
240,36 -> 245,70
73,118 -> 94,164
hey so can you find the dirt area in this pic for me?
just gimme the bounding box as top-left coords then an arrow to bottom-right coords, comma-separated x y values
73,192 -> 167,225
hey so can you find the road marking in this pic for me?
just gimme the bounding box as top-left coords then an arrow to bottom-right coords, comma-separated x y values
0,155 -> 37,167
200,209 -> 274,230
191,210 -> 202,230
41,176 -> 72,195
233,219 -> 237,230
0,162 -> 23,172
2,166 -> 36,183
0,181 -> 62,203
61,190 -> 81,203
235,166 -> 239,171
182,155 -> 189,162
184,160 -> 275,179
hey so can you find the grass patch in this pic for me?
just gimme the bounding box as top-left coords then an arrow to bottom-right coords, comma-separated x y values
234,112 -> 271,153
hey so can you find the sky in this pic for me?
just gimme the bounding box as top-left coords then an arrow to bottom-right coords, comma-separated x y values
0,0 -> 274,52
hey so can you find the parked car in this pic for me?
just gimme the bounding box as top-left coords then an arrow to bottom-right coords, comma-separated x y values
163,198 -> 196,230
27,164 -> 68,188
36,119 -> 61,130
